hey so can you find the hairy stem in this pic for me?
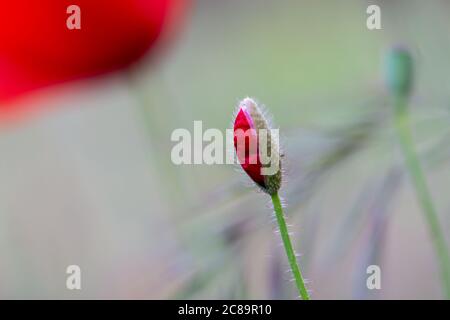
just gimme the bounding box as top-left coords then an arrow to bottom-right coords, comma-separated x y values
394,96 -> 450,299
271,193 -> 310,300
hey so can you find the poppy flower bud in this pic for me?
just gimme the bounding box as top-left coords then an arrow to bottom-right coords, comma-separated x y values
233,98 -> 282,195
385,47 -> 413,97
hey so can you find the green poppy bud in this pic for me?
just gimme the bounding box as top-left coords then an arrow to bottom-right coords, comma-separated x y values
385,47 -> 414,97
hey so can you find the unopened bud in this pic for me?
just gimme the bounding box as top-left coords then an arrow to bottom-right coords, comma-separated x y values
385,46 -> 413,97
233,98 -> 282,195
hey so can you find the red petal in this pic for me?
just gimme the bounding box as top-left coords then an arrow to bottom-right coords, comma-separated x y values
233,107 -> 265,188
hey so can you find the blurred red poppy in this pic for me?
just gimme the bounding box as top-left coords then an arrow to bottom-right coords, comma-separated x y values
0,0 -> 188,117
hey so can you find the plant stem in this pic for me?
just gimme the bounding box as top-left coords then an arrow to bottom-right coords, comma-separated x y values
271,193 -> 310,300
393,95 -> 450,299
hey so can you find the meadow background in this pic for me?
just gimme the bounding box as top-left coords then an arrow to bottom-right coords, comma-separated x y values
1,0 -> 450,299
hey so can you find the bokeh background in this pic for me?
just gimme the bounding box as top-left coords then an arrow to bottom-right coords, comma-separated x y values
1,0 -> 450,299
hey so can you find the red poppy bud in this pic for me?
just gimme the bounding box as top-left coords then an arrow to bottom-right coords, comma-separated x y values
0,0 -> 188,112
233,98 -> 282,195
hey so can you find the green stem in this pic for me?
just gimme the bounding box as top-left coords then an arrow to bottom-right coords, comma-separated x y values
393,95 -> 450,299
271,193 -> 310,300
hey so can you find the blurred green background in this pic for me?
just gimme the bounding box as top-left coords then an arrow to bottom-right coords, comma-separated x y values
1,0 -> 450,299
